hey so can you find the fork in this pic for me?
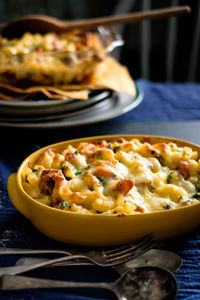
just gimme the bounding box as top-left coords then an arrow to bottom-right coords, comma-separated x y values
0,249 -> 182,277
0,234 -> 157,275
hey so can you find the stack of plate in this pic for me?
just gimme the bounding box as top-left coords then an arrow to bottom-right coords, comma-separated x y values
0,84 -> 143,129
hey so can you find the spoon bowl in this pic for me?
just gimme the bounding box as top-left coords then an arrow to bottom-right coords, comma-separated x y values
114,266 -> 177,300
1,6 -> 191,38
115,248 -> 182,274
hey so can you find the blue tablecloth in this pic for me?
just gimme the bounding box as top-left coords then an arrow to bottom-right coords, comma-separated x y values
124,80 -> 200,122
1,79 -> 200,299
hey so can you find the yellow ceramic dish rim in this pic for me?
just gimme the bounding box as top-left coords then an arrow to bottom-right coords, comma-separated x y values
7,134 -> 200,246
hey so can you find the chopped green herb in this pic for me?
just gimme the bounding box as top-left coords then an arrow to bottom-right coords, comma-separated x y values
59,202 -> 71,209
167,171 -> 174,184
163,204 -> 171,209
113,146 -> 120,153
136,206 -> 142,212
32,168 -> 39,174
75,171 -> 82,176
74,150 -> 78,155
74,166 -> 90,176
84,166 -> 90,171
96,150 -> 103,160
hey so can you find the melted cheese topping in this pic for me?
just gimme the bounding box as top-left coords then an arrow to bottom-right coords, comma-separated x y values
22,138 -> 200,215
0,30 -> 105,85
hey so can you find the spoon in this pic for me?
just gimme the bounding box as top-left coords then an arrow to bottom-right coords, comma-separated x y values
1,6 -> 191,38
0,249 -> 182,276
0,266 -> 178,299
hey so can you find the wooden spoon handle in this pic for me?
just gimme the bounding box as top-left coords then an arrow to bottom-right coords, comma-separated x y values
61,6 -> 191,30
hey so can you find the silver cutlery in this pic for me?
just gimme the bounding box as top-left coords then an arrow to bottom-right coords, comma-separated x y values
16,249 -> 182,272
0,266 -> 178,300
0,249 -> 182,276
0,234 -> 157,275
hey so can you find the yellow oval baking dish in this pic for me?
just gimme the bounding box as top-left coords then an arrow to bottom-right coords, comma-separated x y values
7,135 -> 200,246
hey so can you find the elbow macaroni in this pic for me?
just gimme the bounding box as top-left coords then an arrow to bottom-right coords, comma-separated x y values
22,138 -> 200,215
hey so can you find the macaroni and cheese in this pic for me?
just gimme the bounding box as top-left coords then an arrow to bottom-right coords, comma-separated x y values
0,30 -> 105,86
22,137 -> 200,215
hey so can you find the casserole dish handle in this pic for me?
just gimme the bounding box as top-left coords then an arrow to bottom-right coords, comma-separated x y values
7,173 -> 29,218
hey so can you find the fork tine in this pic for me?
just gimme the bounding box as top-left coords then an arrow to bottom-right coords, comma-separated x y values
106,241 -> 158,266
105,234 -> 156,259
106,237 -> 157,263
107,241 -> 157,264
104,233 -> 155,256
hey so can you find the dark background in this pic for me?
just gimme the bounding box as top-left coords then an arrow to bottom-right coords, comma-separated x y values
0,0 -> 199,82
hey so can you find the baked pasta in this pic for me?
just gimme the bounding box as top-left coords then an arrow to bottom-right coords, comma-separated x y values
22,137 -> 200,215
0,30 -> 105,86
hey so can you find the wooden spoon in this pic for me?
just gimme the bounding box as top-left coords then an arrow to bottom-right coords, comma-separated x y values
1,6 -> 191,38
